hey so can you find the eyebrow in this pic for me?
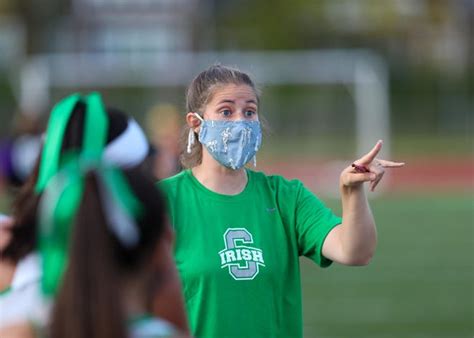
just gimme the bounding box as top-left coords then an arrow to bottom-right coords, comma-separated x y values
217,99 -> 258,105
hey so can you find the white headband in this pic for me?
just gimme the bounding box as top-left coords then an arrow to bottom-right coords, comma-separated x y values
103,119 -> 149,168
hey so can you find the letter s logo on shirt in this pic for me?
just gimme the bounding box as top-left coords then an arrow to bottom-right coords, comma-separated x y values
218,228 -> 265,280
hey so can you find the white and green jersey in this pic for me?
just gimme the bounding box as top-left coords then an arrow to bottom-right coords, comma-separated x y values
0,253 -> 49,327
158,169 -> 342,338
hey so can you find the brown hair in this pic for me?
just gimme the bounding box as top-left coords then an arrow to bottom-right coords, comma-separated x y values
1,103 -> 141,263
49,168 -> 166,338
180,64 -> 260,168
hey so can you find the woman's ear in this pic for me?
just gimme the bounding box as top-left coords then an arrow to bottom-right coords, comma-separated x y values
185,112 -> 202,132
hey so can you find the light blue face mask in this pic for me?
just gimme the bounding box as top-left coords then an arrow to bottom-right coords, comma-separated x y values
189,113 -> 262,170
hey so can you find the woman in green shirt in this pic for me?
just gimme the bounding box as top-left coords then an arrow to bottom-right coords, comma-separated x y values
159,64 -> 404,338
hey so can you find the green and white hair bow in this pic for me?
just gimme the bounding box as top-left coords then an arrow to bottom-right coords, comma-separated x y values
35,92 -> 109,193
35,92 -> 143,295
38,158 -> 144,296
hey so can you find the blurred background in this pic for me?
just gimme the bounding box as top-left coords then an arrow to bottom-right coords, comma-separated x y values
0,0 -> 472,337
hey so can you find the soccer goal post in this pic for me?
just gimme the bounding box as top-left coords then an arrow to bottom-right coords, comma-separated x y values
17,49 -> 390,168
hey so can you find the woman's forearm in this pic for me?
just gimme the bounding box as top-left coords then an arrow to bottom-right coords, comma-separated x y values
339,184 -> 377,265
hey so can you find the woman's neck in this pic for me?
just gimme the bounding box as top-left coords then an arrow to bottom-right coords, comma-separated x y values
192,156 -> 248,195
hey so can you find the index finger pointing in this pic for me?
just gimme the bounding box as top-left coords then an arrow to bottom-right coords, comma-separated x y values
356,140 -> 383,165
377,159 -> 405,168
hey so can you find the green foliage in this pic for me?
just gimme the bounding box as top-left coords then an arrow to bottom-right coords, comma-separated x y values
215,0 -> 326,50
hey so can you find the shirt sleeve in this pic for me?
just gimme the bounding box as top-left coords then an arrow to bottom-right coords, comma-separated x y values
294,182 -> 342,268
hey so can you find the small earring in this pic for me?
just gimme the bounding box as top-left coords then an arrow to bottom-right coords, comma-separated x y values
253,155 -> 257,167
187,129 -> 196,154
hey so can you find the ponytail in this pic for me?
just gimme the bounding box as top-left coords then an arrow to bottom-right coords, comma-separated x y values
50,173 -> 127,338
43,164 -> 166,338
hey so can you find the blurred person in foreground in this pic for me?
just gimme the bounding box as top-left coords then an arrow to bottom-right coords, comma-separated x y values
158,64 -> 405,338
42,162 -> 186,338
0,116 -> 42,242
145,104 -> 182,179
0,163 -> 188,338
0,119 -> 42,331
0,121 -> 42,331
0,93 -> 188,333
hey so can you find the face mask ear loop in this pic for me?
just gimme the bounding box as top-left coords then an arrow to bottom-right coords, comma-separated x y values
253,132 -> 261,167
187,113 -> 204,154
187,129 -> 195,154
193,112 -> 204,122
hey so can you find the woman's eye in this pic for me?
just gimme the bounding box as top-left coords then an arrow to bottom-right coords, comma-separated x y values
245,110 -> 256,117
221,109 -> 232,117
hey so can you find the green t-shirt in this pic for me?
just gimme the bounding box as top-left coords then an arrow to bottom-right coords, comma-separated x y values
158,169 -> 342,338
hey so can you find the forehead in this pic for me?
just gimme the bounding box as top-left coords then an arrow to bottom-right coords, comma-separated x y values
208,84 -> 258,105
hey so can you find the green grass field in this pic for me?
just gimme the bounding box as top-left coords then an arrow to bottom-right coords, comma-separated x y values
301,192 -> 473,338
